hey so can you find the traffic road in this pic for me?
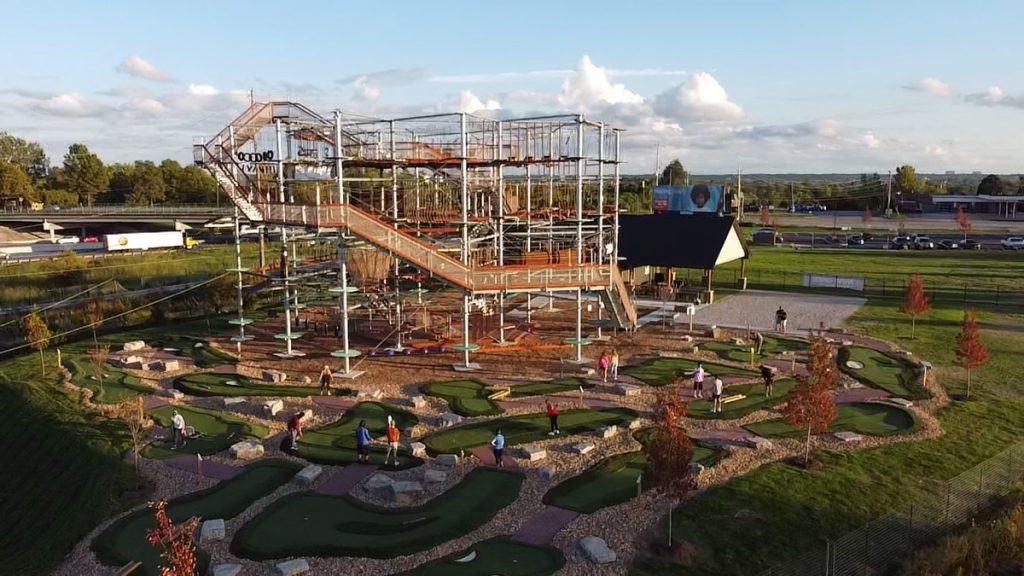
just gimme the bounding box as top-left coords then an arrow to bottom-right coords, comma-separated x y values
776,231 -> 1016,251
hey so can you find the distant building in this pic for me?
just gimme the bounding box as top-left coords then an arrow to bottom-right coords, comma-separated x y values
930,194 -> 1022,217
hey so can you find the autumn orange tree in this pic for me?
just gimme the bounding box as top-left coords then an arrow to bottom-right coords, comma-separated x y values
901,275 -> 932,339
646,389 -> 696,545
759,205 -> 772,226
956,206 -> 973,241
146,500 -> 200,576
781,337 -> 837,466
862,205 -> 872,227
954,309 -> 989,400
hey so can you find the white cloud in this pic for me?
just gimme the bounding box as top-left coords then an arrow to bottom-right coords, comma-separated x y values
558,55 -> 644,112
187,84 -> 219,96
863,132 -> 881,149
352,76 -> 381,104
652,72 -> 744,122
123,97 -> 167,117
34,93 -> 106,118
116,55 -> 173,82
905,77 -> 952,97
964,85 -> 1024,109
458,90 -> 500,113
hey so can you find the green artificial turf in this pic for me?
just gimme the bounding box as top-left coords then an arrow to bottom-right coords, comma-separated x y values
402,537 -> 566,576
92,460 -> 300,576
543,432 -> 721,514
174,371 -> 352,398
838,346 -> 928,400
622,358 -> 758,386
295,401 -> 422,469
508,377 -> 593,398
62,356 -> 153,403
687,379 -> 797,420
422,407 -> 639,455
421,379 -> 503,417
743,402 -> 917,438
703,336 -> 808,364
231,467 -> 523,559
143,405 -> 269,459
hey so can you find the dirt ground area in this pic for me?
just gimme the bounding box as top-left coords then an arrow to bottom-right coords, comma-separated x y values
690,289 -> 866,334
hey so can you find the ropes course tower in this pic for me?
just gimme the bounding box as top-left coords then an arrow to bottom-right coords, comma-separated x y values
194,101 -> 637,372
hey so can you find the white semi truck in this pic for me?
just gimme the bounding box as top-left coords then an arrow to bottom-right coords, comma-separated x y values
103,231 -> 201,252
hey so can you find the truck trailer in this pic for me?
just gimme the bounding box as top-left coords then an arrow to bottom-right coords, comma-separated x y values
103,231 -> 200,252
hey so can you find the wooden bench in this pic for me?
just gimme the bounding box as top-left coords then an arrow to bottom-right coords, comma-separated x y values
721,394 -> 746,405
487,388 -> 511,401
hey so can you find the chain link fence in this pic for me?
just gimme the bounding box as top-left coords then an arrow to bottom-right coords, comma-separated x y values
757,442 -> 1024,576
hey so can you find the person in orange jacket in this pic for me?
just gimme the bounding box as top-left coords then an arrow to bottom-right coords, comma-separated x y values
384,416 -> 401,467
546,399 -> 560,436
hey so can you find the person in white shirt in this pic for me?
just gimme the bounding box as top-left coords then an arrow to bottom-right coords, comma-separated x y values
692,363 -> 705,398
171,410 -> 187,450
712,377 -> 725,414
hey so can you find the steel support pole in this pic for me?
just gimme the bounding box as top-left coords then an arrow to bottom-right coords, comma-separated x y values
275,119 -> 285,203
282,227 -> 293,356
390,120 -> 402,351
233,207 -> 246,356
548,128 -> 555,312
460,113 -> 471,367
614,131 -> 621,266
596,123 -> 605,340
334,110 -> 344,205
525,130 -> 532,324
337,239 -> 352,373
575,115 -> 584,362
497,121 -> 506,344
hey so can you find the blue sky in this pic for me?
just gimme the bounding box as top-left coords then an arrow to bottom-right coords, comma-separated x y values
2,0 -> 1022,173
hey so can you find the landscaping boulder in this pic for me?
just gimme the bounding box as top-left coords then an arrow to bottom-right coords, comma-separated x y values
299,408 -> 314,420
539,467 -> 555,481
302,375 -> 312,385
264,399 -> 284,416
356,389 -> 383,400
745,436 -> 774,451
121,355 -> 146,370
732,337 -> 746,346
436,454 -> 459,467
294,465 -> 323,487
572,443 -> 595,456
211,564 -> 242,576
598,425 -> 619,439
627,419 -> 644,430
151,359 -> 181,372
222,397 -> 246,409
262,369 -> 287,384
229,440 -> 264,460
690,462 -> 706,477
680,335 -> 694,343
614,384 -> 641,397
123,340 -> 146,352
364,474 -> 394,491
834,431 -> 863,443
437,412 -> 463,427
423,469 -> 447,483
579,536 -> 616,564
159,389 -> 185,400
384,480 -> 424,505
520,445 -> 547,462
887,398 -> 914,408
410,442 -> 427,457
199,518 -> 225,543
410,395 -> 427,408
578,367 -> 596,377
275,559 -> 309,576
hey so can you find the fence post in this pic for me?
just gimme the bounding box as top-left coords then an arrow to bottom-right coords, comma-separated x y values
908,504 -> 915,546
862,520 -> 870,576
824,540 -> 831,576
977,468 -> 985,514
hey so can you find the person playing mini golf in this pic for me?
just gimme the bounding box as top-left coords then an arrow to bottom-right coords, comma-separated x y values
171,409 -> 187,450
319,365 -> 333,396
356,419 -> 372,463
546,399 -> 560,436
491,429 -> 505,468
287,412 -> 304,450
712,376 -> 724,414
693,362 -> 705,398
775,306 -> 788,333
384,416 -> 400,467
760,364 -> 775,398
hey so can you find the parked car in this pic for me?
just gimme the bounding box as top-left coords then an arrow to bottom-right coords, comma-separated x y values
82,236 -> 99,243
54,235 -> 79,244
847,235 -> 865,246
1001,237 -> 1024,250
913,236 -> 936,250
938,240 -> 959,250
889,236 -> 912,250
961,239 -> 983,250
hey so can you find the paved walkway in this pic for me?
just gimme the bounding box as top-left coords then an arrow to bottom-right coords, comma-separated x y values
312,396 -> 358,411
498,394 -> 618,412
834,387 -> 892,404
164,455 -> 243,480
690,427 -> 754,446
142,395 -> 169,410
511,506 -> 580,546
469,445 -> 519,469
316,463 -> 377,495
691,290 -> 866,334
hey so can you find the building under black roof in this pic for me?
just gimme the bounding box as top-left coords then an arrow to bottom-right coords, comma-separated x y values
618,212 -> 750,270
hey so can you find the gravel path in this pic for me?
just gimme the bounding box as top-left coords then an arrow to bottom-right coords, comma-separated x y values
691,289 -> 866,333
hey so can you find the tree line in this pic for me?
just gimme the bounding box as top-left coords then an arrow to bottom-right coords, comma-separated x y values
0,132 -> 220,207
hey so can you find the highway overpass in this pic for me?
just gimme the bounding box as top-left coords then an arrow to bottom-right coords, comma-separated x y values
0,205 -> 237,238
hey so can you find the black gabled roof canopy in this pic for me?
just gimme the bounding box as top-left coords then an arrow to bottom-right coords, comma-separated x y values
618,212 -> 749,270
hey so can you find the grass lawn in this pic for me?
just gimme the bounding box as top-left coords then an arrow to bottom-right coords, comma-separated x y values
544,432 -> 721,514
743,402 -> 918,438
295,401 -> 422,469
687,379 -> 796,420
508,377 -> 593,398
702,336 -> 808,364
62,355 -> 153,403
838,346 -> 928,399
635,295 -> 1024,576
174,371 -> 352,398
622,358 -> 758,387
422,407 -> 639,455
402,537 -> 566,576
91,460 -> 300,576
231,467 -> 523,559
143,405 -> 269,459
421,380 -> 503,417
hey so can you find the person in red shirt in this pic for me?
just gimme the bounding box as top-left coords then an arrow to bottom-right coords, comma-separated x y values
384,417 -> 401,467
287,412 -> 304,450
546,400 -> 560,436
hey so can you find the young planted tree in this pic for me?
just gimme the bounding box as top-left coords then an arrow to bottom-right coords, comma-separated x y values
759,205 -> 772,226
85,297 -> 103,351
780,337 -> 837,466
862,205 -> 872,227
146,500 -> 200,576
22,311 -> 52,375
956,206 -> 973,241
119,395 -> 147,481
955,309 -> 990,400
645,390 -> 696,546
901,275 -> 932,339
87,343 -> 109,399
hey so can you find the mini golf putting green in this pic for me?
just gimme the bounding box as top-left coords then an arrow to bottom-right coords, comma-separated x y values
403,537 -> 566,575
703,336 -> 808,363
687,379 -> 796,420
508,377 -> 593,398
421,380 -> 504,417
743,402 -> 918,438
422,407 -> 639,455
837,346 -> 927,399
543,430 -> 721,514
295,401 -> 422,469
175,372 -> 353,398
62,356 -> 152,404
622,357 -> 758,387
91,460 -> 300,576
232,467 -> 523,560
143,405 -> 269,459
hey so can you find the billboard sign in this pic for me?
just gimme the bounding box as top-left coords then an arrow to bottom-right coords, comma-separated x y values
653,185 -> 722,214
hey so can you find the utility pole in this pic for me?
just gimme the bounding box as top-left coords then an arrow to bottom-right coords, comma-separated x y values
654,143 -> 660,186
790,183 -> 794,211
737,167 -> 743,221
886,169 -> 893,215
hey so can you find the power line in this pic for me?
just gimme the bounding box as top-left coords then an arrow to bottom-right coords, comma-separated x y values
0,279 -> 114,329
